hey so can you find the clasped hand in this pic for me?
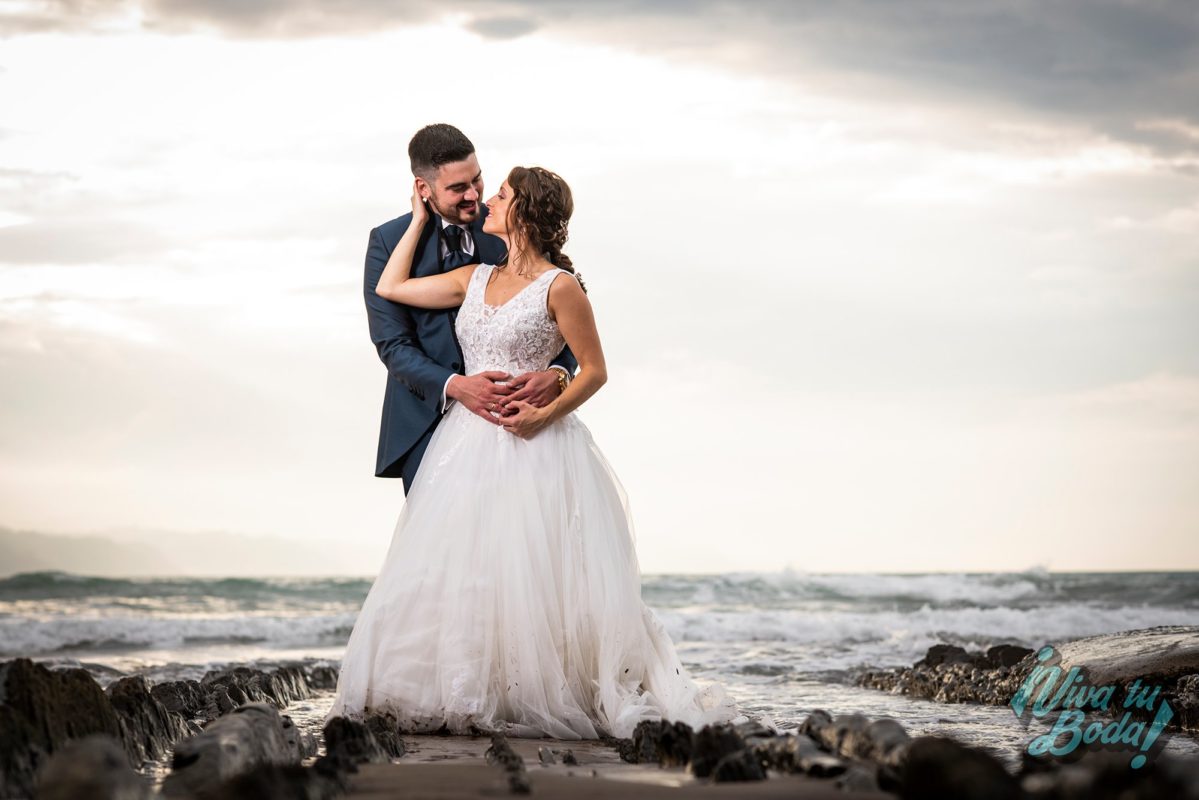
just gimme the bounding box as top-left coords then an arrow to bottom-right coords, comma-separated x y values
447,370 -> 561,438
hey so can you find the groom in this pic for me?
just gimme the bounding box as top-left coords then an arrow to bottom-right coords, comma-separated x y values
363,123 -> 578,491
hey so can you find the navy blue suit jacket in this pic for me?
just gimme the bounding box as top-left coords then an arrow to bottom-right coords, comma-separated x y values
364,204 -> 579,478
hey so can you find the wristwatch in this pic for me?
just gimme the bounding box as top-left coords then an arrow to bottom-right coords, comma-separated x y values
550,366 -> 570,394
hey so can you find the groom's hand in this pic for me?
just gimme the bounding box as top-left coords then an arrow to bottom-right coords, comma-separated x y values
503,371 -> 561,411
446,372 -> 513,425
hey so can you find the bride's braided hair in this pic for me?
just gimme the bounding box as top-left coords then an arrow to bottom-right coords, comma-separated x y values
499,166 -> 586,292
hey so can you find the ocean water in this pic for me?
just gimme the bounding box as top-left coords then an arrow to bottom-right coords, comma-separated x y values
2,568 -> 1197,767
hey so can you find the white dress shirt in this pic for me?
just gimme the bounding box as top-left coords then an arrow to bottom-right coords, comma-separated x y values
439,216 -> 474,412
438,215 -> 474,261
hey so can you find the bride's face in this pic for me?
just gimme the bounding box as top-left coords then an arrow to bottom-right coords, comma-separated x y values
483,181 -> 514,237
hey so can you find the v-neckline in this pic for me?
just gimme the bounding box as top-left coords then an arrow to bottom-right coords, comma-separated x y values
481,265 -> 557,311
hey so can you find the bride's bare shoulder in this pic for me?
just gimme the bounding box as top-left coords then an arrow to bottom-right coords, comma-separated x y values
547,269 -> 590,320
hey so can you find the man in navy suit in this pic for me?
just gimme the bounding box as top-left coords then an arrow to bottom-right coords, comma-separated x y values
363,124 -> 578,491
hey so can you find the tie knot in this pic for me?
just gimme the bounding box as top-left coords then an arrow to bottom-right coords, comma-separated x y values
443,224 -> 463,254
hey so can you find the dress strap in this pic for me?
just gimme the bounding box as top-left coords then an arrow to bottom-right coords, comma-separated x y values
466,263 -> 494,305
533,268 -> 565,307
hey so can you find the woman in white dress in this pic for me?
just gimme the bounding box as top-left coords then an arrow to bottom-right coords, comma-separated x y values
325,166 -> 740,739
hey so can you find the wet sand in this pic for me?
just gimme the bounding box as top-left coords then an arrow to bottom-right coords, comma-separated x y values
343,735 -> 894,799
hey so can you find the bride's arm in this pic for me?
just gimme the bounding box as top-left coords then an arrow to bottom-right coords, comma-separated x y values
502,272 -> 606,438
375,181 -> 474,309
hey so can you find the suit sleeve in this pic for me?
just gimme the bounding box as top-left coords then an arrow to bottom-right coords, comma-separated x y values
549,344 -> 578,376
363,224 -> 455,413
548,272 -> 579,375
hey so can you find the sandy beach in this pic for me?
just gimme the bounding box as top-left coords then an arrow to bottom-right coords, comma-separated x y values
339,736 -> 893,799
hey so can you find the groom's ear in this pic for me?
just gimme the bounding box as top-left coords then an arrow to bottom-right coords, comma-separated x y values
414,175 -> 432,201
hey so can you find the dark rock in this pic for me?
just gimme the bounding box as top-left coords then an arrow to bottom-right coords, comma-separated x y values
161,702 -> 301,798
105,674 -> 195,764
628,719 -> 694,767
711,748 -> 765,782
1019,746 -> 1199,800
32,734 -> 153,800
730,718 -> 777,741
361,712 -> 405,759
798,709 -> 911,788
831,712 -> 871,759
561,749 -> 578,765
900,735 -> 1022,800
484,733 -> 530,794
305,665 -> 339,692
859,626 -> 1199,733
627,720 -> 659,764
150,679 -> 208,720
604,733 -> 639,764
835,763 -> 882,793
689,723 -> 745,779
859,644 -> 1037,708
197,665 -> 313,720
749,732 -> 847,777
863,717 -> 912,768
916,644 -> 976,669
987,644 -> 1035,669
281,711 -> 319,761
189,762 -> 348,800
0,657 -> 126,799
1174,673 -> 1199,733
799,708 -> 837,752
1054,626 -> 1199,687
315,716 -> 389,774
862,717 -> 911,791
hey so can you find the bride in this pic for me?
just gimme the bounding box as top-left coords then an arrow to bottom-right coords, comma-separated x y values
325,165 -> 740,739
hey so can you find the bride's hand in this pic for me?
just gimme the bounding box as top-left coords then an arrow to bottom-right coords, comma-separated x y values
410,180 -> 429,225
501,400 -> 552,439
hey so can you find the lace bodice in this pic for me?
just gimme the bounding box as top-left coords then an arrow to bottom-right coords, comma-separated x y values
455,264 -> 567,375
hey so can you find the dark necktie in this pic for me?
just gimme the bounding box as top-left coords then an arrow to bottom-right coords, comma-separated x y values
443,224 -> 471,270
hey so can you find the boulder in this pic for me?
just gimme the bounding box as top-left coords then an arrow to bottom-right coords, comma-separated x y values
32,734 -> 153,800
105,675 -> 196,764
1053,626 -> 1199,687
899,735 -> 1022,800
160,702 -> 302,798
0,658 -> 125,799
184,762 -> 347,800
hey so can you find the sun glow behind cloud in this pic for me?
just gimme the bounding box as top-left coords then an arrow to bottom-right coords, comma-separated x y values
0,8 -> 1196,573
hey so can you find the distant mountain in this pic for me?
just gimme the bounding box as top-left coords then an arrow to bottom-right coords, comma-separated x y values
0,526 -> 374,577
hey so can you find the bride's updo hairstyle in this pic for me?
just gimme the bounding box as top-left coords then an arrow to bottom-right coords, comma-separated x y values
499,166 -> 586,292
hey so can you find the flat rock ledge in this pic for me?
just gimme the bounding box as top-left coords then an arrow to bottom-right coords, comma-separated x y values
855,625 -> 1199,733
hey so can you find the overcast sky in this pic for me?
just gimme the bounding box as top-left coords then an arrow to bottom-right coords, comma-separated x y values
1,0 -> 1196,574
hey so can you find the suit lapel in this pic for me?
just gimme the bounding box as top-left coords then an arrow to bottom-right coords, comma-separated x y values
412,216 -> 442,278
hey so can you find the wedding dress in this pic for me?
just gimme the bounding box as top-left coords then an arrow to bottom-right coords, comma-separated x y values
325,263 -> 740,739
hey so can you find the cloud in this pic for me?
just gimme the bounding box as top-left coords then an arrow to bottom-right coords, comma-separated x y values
467,15 -> 539,40
0,220 -> 173,264
4,1 -> 1193,161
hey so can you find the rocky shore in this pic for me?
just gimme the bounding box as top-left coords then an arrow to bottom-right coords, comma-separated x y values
2,626 -> 1199,798
855,625 -> 1199,733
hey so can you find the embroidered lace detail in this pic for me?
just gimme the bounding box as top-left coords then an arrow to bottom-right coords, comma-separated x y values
456,264 -> 567,376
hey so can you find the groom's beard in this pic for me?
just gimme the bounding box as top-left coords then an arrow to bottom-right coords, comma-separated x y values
430,197 -> 479,225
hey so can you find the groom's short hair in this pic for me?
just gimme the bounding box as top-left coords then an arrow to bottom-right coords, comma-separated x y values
409,124 -> 476,181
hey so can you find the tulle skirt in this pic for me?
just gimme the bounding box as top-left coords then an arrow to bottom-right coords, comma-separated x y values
325,402 -> 740,739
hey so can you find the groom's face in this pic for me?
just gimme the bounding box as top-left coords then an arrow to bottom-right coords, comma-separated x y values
424,154 -> 483,225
